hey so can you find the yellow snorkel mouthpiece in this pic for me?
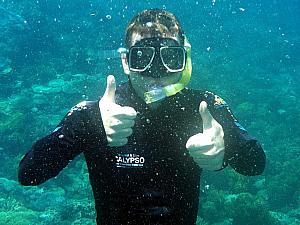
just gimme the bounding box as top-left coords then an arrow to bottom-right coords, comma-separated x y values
144,36 -> 192,104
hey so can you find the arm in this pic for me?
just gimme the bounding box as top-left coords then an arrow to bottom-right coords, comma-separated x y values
18,102 -> 87,186
207,93 -> 266,176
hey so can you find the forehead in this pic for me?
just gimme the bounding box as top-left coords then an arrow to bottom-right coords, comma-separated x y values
130,32 -> 180,47
133,37 -> 180,47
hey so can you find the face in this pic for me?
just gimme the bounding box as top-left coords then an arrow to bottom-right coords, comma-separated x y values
122,33 -> 183,94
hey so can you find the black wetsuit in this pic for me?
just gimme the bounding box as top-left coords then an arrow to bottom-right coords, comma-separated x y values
18,82 -> 266,225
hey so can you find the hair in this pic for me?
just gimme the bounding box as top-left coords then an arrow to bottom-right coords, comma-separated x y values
125,9 -> 184,47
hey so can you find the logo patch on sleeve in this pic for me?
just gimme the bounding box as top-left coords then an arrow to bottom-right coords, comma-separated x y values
214,95 -> 227,106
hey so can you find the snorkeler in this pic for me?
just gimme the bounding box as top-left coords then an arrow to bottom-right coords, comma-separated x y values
18,9 -> 266,225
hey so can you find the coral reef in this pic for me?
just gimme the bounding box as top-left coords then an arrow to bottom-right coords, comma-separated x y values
226,193 -> 280,225
266,156 -> 300,210
199,189 -> 228,224
0,0 -> 299,224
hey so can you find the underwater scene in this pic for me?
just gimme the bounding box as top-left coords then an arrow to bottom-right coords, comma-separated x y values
0,0 -> 299,224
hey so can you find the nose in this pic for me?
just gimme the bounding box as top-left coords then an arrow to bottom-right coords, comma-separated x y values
143,63 -> 170,78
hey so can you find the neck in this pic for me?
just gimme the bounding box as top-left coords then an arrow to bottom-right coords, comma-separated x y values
148,101 -> 161,109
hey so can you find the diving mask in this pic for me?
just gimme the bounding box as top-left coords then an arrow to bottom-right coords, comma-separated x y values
127,37 -> 187,78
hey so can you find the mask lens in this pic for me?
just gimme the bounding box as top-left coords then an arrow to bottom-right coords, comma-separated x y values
129,47 -> 155,71
160,47 -> 185,72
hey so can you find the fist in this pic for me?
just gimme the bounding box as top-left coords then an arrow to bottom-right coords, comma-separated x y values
186,101 -> 225,170
99,75 -> 137,147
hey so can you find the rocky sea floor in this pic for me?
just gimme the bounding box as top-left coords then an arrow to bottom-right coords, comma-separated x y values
0,0 -> 299,224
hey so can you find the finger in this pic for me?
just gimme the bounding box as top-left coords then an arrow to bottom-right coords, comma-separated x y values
191,148 -> 223,161
112,107 -> 137,120
110,119 -> 135,129
190,148 -> 220,160
199,101 -> 214,131
123,106 -> 137,117
109,138 -> 128,147
188,144 -> 214,153
186,133 -> 213,151
110,128 -> 133,139
192,155 -> 224,170
103,75 -> 116,103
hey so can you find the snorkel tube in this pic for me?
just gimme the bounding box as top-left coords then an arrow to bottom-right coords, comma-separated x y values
144,35 -> 192,104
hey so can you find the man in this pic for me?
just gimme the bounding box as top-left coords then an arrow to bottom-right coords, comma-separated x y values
18,9 -> 266,225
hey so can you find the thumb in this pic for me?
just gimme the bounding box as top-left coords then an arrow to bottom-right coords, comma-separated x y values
103,75 -> 116,103
199,101 -> 214,131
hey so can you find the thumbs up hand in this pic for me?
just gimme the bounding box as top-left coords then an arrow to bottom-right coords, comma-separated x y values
186,101 -> 225,170
99,75 -> 137,147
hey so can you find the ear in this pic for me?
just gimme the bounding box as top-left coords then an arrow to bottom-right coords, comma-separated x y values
121,52 -> 130,75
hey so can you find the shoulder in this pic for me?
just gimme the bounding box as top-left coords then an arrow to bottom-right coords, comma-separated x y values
182,88 -> 228,108
63,100 -> 99,122
68,100 -> 98,115
52,100 -> 100,134
203,91 -> 228,109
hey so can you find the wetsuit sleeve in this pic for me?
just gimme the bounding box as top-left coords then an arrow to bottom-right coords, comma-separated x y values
18,102 -> 87,186
205,92 -> 266,176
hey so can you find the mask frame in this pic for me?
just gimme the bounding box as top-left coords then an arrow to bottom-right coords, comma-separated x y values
127,44 -> 187,74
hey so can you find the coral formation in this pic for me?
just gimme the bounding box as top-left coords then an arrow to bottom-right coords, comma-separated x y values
227,193 -> 280,225
0,1 -> 299,224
